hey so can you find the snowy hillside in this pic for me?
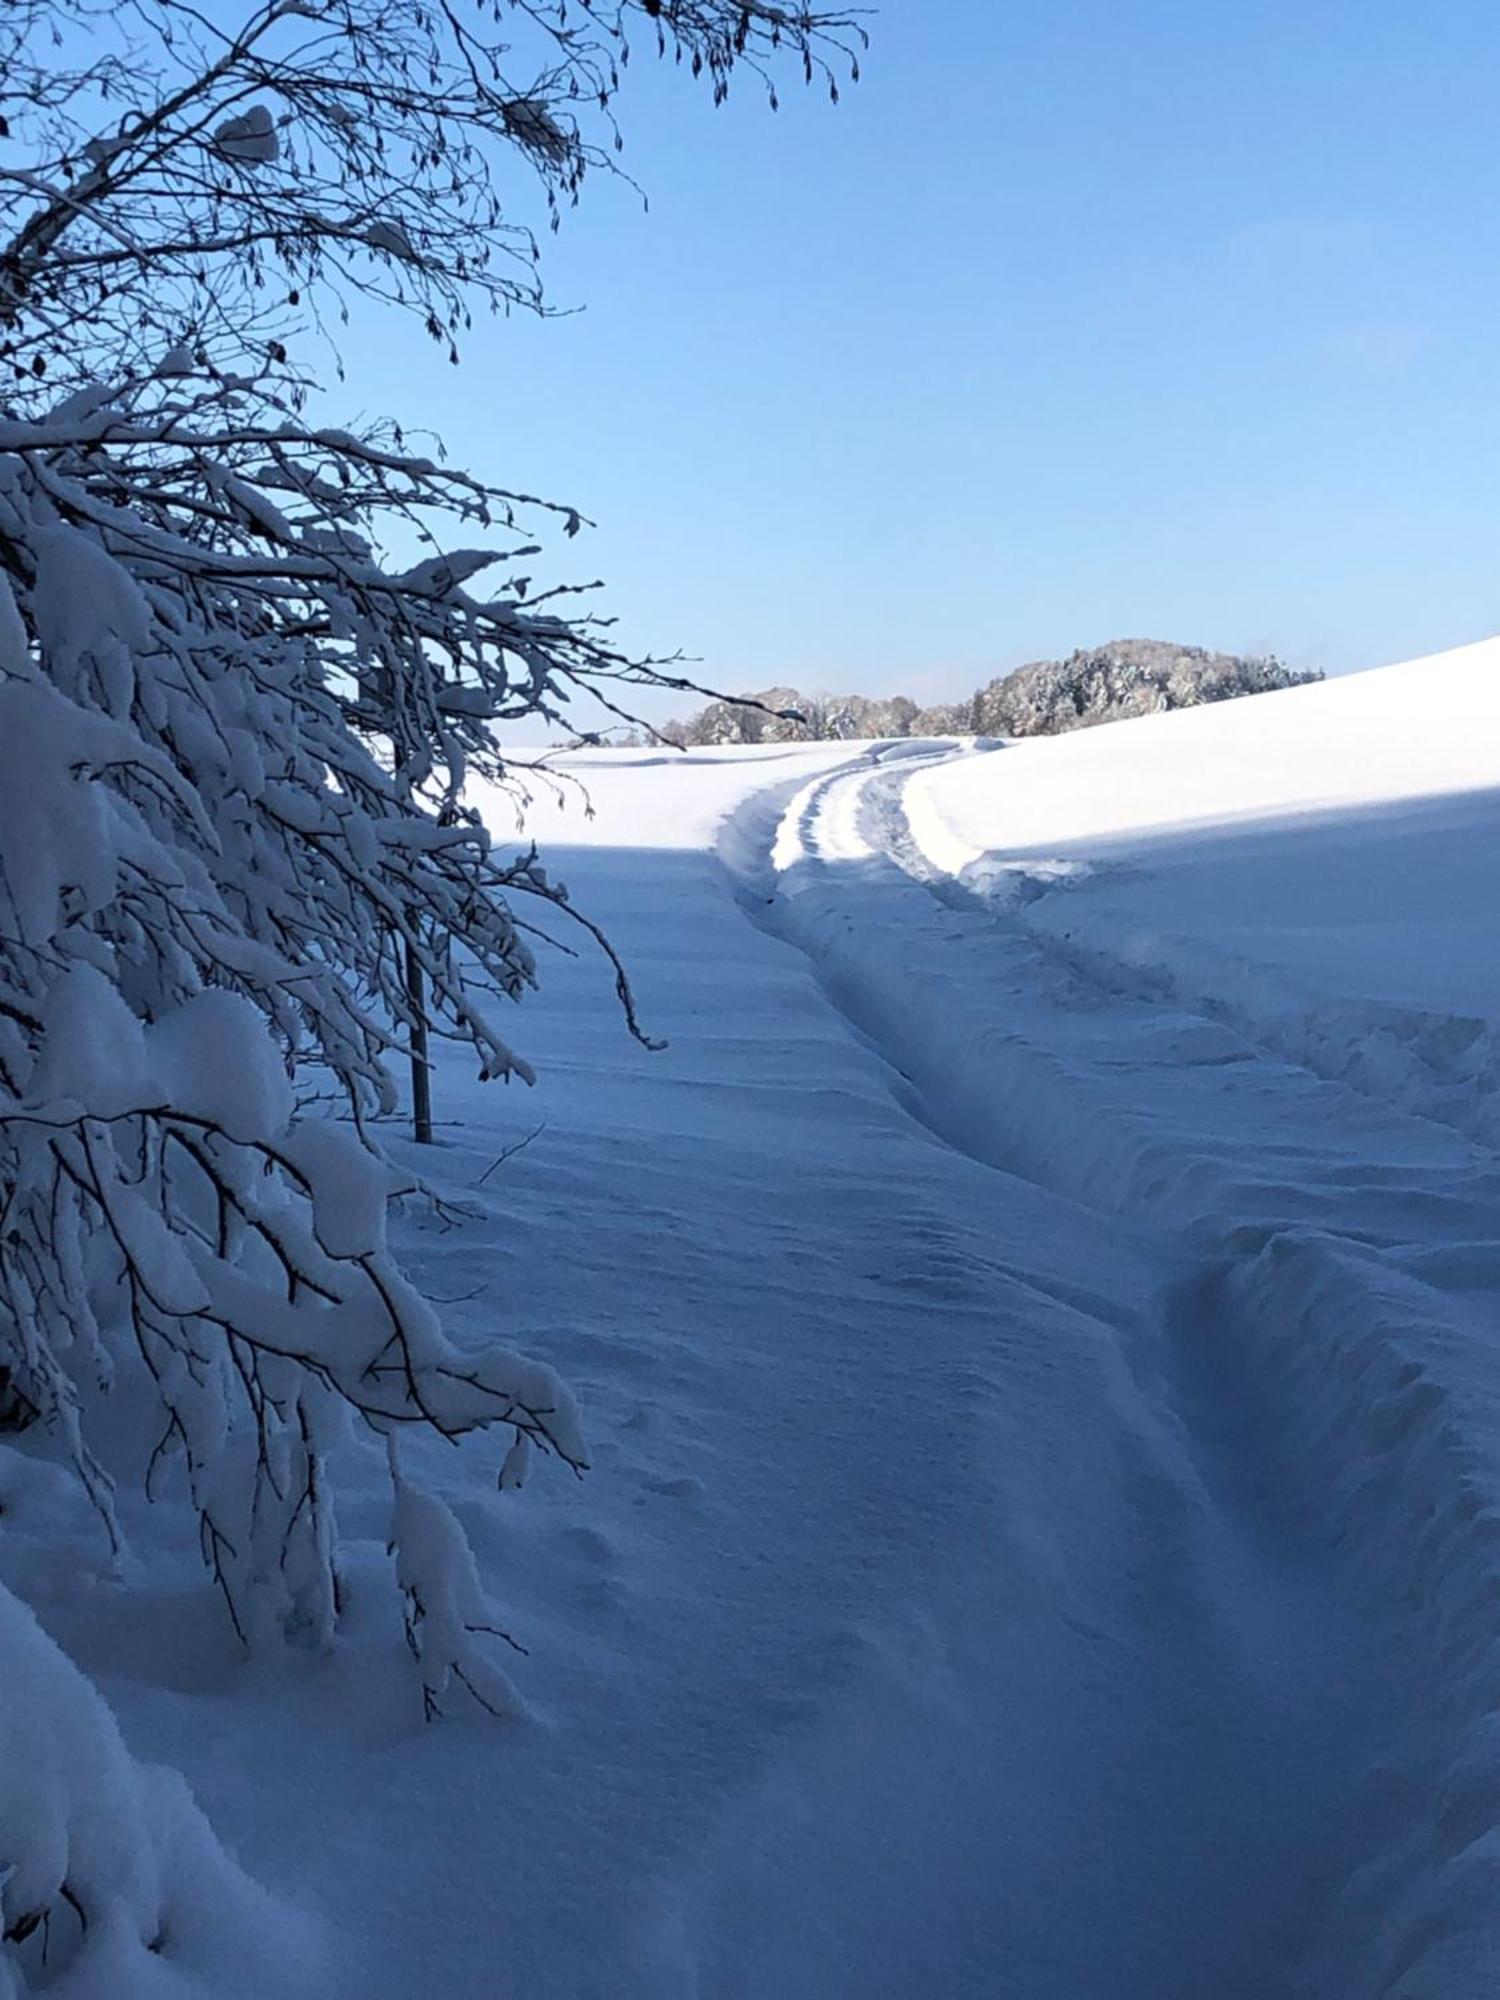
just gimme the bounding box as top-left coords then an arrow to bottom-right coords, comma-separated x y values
6,639 -> 1500,1996
905,634 -> 1500,1138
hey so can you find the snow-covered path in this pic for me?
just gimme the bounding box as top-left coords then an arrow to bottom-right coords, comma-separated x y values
688,738 -> 1500,1997
15,653 -> 1500,1997
381,705 -> 1500,1993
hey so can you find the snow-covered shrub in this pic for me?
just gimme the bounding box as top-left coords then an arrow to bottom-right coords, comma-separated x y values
0,0 -> 861,1981
0,0 -> 862,1713
0,441 -> 601,1658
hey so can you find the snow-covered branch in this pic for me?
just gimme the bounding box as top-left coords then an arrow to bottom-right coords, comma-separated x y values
0,6 -> 857,1972
1,0 -> 863,395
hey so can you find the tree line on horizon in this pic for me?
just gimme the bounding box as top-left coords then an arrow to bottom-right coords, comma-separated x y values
643,637 -> 1323,748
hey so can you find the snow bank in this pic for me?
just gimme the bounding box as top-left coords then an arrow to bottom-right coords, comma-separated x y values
907,635 -> 1500,861
0,1572 -> 324,1997
1209,1235 -> 1500,1997
904,639 -> 1500,1147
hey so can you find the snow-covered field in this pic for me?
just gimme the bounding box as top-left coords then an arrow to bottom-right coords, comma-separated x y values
7,639 -> 1500,1996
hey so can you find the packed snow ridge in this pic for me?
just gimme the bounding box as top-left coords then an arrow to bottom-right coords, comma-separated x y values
5,635 -> 1500,1996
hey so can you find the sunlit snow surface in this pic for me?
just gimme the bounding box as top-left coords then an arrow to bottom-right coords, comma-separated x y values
6,642 -> 1500,1996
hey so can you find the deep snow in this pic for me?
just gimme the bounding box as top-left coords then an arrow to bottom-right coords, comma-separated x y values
5,641 -> 1500,1995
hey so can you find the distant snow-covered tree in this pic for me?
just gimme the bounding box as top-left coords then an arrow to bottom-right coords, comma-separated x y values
965,638 -> 1322,737
661,642 -> 1322,745
0,0 -> 860,1972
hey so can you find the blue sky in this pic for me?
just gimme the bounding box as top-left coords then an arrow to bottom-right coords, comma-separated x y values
342,0 -> 1500,712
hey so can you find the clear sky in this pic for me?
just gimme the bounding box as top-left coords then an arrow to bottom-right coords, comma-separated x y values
340,0 -> 1500,715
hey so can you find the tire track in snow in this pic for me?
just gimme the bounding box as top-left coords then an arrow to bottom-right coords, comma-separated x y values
899,760 -> 1500,1158
701,746 -> 1500,1999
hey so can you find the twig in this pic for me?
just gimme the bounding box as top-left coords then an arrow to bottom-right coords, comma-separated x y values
474,1121 -> 546,1186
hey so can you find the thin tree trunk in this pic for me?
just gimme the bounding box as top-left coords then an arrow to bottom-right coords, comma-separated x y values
405,922 -> 433,1145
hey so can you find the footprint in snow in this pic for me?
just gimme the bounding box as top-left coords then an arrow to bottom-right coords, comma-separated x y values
559,1523 -> 619,1568
641,1474 -> 704,1503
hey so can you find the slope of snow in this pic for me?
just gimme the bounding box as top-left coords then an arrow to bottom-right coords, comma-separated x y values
7,649 -> 1500,1997
905,638 -> 1500,1143
908,635 -> 1500,860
